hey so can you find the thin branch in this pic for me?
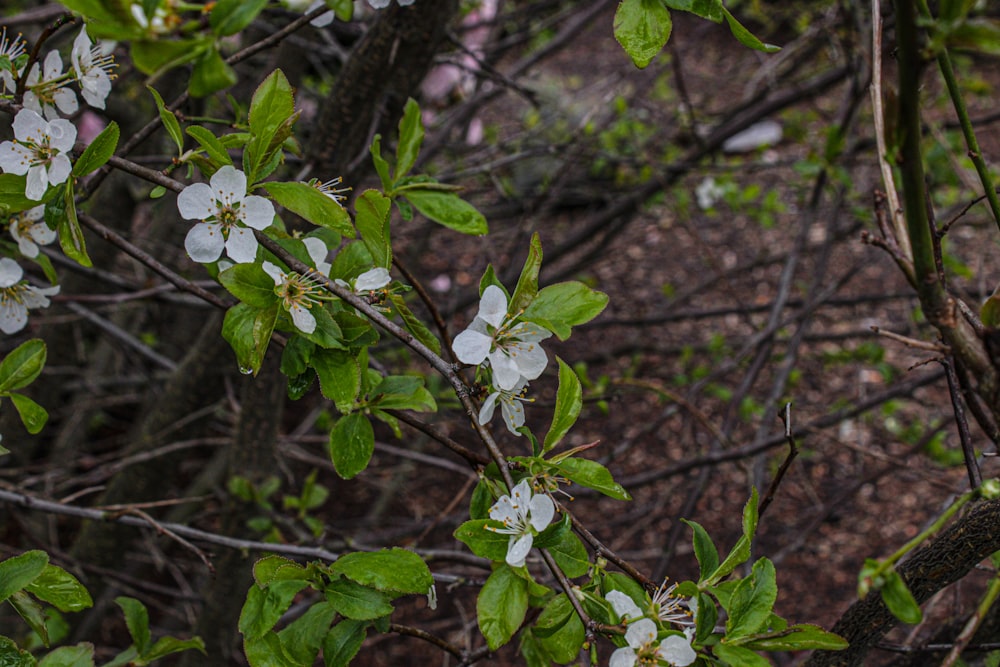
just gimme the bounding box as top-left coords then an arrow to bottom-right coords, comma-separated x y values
943,356 -> 982,489
758,403 -> 799,519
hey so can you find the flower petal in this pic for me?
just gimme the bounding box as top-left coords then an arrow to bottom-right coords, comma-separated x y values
0,141 -> 29,175
46,155 -> 72,187
239,195 -> 275,230
489,349 -> 523,391
0,300 -> 28,333
606,591 -> 644,622
48,119 -> 78,151
609,648 -> 637,667
478,391 -> 499,425
303,237 -> 330,270
289,303 -> 317,334
224,226 -> 259,264
528,493 -> 554,532
355,267 -> 390,291
499,395 -> 524,435
657,632 -> 697,667
184,222 -> 224,263
488,494 -> 517,525
452,328 -> 491,365
12,108 -> 46,143
509,341 -> 548,381
210,165 -> 247,201
505,533 -> 532,567
53,87 -> 79,116
25,165 -> 48,201
177,183 -> 216,220
261,261 -> 285,285
478,284 -> 508,328
625,619 -> 658,650
0,258 -> 23,287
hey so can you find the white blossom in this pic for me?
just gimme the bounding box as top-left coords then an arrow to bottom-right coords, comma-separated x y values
262,261 -> 325,334
695,177 -> 724,211
0,258 -> 58,334
71,27 -> 115,109
176,165 -> 275,264
0,109 -> 76,201
651,581 -> 695,627
609,620 -> 696,667
8,206 -> 55,258
452,285 -> 551,390
479,378 -> 529,435
487,478 -> 555,567
23,50 -> 78,121
0,28 -> 26,94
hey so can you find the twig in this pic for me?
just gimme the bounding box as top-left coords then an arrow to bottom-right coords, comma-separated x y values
391,257 -> 457,364
388,624 -> 464,660
943,356 -> 982,489
63,301 -> 178,370
870,325 -> 948,352
758,403 -> 799,519
870,0 -> 912,261
119,507 -> 215,574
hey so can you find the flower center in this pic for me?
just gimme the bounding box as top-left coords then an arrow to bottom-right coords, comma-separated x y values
275,271 -> 324,310
0,284 -> 27,306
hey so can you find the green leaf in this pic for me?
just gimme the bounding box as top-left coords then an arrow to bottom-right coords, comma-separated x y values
251,558 -> 305,588
543,358 -> 582,452
10,590 -> 48,647
0,636 -> 36,666
881,570 -> 922,625
72,122 -> 119,177
115,597 -> 151,655
665,0 -> 723,21
742,624 -> 848,651
522,282 -> 608,340
0,550 -> 48,603
454,519 -> 512,562
239,580 -> 308,641
403,188 -> 488,235
263,182 -> 354,238
141,637 -> 205,663
25,564 -> 92,613
186,126 -> 233,167
705,493 -> 757,586
329,548 -> 432,594
323,621 -> 367,667
510,232 -> 542,315
250,70 -> 296,144
219,264 -> 278,308
0,339 -> 46,393
147,87 -> 184,155
326,579 -> 393,620
222,303 -> 278,376
210,0 -> 268,36
38,644 -> 95,667
534,595 -> 585,663
0,174 -> 39,215
614,0 -> 672,69
725,558 -> 777,640
328,412 -> 374,479
312,349 -> 361,412
695,590 -> 718,644
682,519 -> 719,583
394,98 -> 424,183
713,644 -> 771,667
546,529 -> 590,578
369,135 -> 391,192
388,294 -> 441,356
275,601 -> 335,666
189,46 -> 237,98
131,37 -> 205,75
478,565 -> 529,650
245,69 -> 297,183
721,7 -> 780,53
552,457 -> 630,500
355,190 -> 392,267
55,181 -> 91,267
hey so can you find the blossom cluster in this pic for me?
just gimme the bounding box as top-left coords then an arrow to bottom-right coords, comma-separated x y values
606,584 -> 698,667
453,285 -> 551,435
0,26 -> 113,332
